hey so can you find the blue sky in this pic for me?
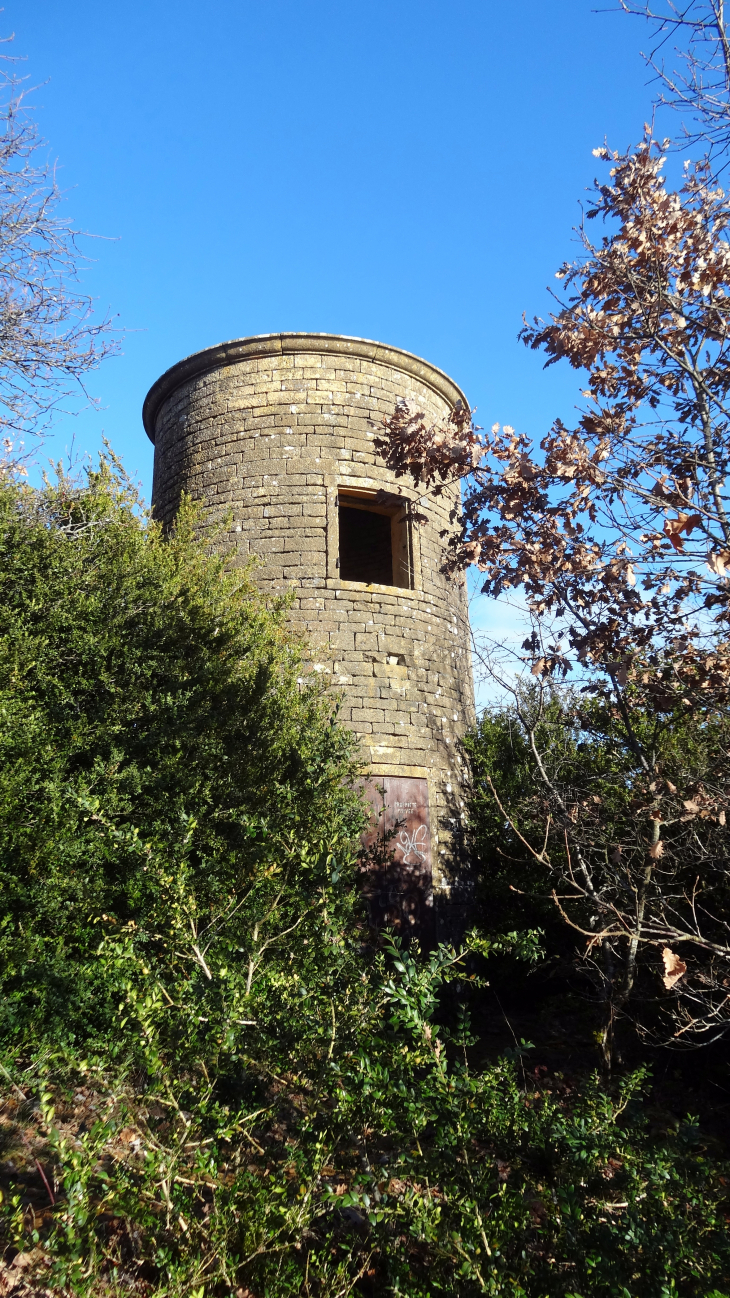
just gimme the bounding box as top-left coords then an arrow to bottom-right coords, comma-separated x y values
15,0 -> 663,694
14,0 -> 657,494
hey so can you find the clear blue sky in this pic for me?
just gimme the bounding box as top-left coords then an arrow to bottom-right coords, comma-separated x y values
14,0 -> 656,499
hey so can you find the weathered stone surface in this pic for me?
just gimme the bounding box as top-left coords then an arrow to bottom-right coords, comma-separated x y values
144,332 -> 475,894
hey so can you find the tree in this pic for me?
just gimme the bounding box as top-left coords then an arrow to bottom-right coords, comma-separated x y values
466,683 -> 730,1062
620,1 -> 730,171
376,135 -> 730,1056
0,46 -> 117,455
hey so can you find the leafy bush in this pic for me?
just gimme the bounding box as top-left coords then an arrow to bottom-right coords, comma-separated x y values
2,941 -> 729,1297
0,460 -> 364,1050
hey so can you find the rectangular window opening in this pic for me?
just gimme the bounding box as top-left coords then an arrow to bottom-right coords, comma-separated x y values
337,489 -> 412,588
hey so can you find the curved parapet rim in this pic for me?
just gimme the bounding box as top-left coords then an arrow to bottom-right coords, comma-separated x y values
142,331 -> 469,444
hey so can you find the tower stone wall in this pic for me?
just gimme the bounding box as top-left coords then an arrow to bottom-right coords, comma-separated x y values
143,332 -> 475,903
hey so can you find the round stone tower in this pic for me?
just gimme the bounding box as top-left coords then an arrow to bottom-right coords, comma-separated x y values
143,332 -> 475,919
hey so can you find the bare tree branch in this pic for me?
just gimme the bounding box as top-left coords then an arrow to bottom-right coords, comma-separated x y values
619,1 -> 730,168
0,38 -> 119,457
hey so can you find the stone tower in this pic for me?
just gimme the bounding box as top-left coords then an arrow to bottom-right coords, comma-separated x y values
143,332 -> 475,921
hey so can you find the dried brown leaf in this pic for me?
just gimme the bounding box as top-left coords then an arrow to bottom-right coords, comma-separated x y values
662,948 -> 687,990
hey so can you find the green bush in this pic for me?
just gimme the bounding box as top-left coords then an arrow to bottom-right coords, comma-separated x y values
0,459 -> 365,1051
3,940 -> 729,1297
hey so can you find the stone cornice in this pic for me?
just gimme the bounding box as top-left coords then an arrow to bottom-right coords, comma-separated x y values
142,332 -> 469,443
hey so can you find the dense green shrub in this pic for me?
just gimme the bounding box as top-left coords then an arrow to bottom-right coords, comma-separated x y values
3,940 -> 730,1297
0,460 -> 365,1050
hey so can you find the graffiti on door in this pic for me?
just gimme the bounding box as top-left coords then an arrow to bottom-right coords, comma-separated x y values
361,775 -> 433,938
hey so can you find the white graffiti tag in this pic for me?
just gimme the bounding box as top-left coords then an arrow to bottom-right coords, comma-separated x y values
398,823 -> 428,865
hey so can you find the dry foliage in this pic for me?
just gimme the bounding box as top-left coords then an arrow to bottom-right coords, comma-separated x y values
378,136 -> 730,701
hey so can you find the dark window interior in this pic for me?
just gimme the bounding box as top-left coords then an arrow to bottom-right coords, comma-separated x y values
339,505 -> 393,585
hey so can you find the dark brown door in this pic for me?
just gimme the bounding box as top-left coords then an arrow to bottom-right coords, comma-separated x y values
361,775 -> 433,940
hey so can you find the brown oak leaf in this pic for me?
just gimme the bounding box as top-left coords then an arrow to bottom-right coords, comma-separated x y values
662,948 -> 687,990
